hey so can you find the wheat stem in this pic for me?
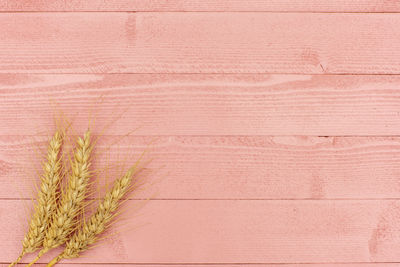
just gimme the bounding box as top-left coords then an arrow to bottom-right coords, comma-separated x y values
25,248 -> 48,267
8,251 -> 25,267
47,254 -> 64,267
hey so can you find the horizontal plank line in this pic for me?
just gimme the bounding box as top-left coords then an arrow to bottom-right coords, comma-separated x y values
2,135 -> 400,138
4,198 -> 400,201
2,72 -> 400,75
4,261 -> 400,266
1,11 -> 400,14
2,73 -> 400,76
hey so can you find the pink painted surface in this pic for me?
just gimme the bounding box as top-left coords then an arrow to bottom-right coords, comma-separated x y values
0,13 -> 399,73
1,2 -> 400,266
1,74 -> 400,135
3,200 -> 400,263
2,135 -> 400,200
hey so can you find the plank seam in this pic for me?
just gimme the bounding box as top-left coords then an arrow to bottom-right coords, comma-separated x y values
0,11 -> 400,14
2,135 -> 400,138
4,262 -> 400,265
6,198 -> 400,201
2,73 -> 400,75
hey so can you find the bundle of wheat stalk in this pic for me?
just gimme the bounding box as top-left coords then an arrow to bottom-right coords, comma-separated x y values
9,129 -> 140,267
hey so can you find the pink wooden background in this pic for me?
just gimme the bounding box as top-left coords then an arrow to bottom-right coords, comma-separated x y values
1,1 -> 400,266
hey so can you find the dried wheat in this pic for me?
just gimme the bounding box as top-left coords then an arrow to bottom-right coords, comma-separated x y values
9,131 -> 63,267
27,130 -> 93,266
47,166 -> 138,266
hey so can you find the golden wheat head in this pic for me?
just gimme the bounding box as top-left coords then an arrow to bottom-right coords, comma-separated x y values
27,130 -> 93,266
9,131 -> 63,267
47,166 -> 138,266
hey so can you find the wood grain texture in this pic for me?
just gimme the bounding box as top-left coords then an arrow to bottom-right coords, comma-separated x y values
1,74 -> 400,136
3,200 -> 400,263
2,2 -> 400,266
0,13 -> 399,74
2,135 -> 400,200
0,0 -> 400,12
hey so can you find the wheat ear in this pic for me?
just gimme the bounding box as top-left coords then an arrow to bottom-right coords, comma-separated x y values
8,131 -> 63,267
47,166 -> 138,266
27,130 -> 92,266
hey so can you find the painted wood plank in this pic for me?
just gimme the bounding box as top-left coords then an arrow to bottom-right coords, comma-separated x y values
2,135 -> 400,200
3,200 -> 400,263
0,13 -> 399,74
1,74 -> 400,136
0,0 -> 400,12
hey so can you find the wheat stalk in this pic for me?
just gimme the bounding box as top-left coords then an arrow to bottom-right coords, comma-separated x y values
27,130 -> 93,266
46,166 -> 138,266
9,131 -> 63,267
